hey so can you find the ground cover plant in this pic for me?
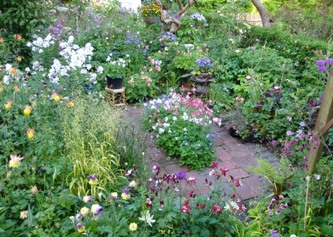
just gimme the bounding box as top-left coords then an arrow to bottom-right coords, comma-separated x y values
1,0 -> 333,236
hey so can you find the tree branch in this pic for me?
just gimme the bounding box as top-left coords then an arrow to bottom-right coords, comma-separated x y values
177,0 -> 197,17
176,0 -> 184,9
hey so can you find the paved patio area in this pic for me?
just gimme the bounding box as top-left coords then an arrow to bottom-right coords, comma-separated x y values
122,105 -> 279,201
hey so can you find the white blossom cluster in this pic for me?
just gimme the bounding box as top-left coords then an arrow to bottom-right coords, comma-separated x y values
27,34 -> 99,84
27,34 -> 55,53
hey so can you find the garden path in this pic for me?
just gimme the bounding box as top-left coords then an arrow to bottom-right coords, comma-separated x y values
122,105 -> 280,202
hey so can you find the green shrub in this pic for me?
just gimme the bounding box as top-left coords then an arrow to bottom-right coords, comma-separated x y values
242,25 -> 333,71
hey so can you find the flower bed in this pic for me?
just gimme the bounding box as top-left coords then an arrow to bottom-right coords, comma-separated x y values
143,89 -> 222,170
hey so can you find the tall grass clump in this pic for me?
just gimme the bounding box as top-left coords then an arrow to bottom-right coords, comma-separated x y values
61,92 -> 124,198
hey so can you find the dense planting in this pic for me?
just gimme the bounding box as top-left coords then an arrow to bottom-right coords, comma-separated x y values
0,0 -> 332,236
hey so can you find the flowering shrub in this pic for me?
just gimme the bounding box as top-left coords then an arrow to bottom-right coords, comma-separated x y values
125,56 -> 162,102
143,89 -> 222,170
140,3 -> 161,17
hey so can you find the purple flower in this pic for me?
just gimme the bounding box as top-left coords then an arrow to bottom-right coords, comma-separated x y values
271,140 -> 277,146
251,46 -> 256,50
175,170 -> 187,180
88,174 -> 99,180
270,229 -> 280,237
122,187 -> 130,194
318,66 -> 327,72
326,58 -> 333,66
196,58 -> 212,69
316,60 -> 325,67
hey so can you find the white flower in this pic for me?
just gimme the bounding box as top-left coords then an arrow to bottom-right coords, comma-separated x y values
3,75 -> 10,85
182,112 -> 189,120
159,128 -> 165,134
86,64 -> 92,70
183,128 -> 187,131
97,66 -> 104,73
5,63 -> 12,72
306,175 -> 311,181
172,116 -> 177,121
139,210 -> 156,227
68,35 -> 74,44
314,174 -> 320,180
129,180 -> 137,187
290,235 -> 297,237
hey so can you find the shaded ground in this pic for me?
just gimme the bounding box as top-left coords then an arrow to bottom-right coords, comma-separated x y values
121,105 -> 279,201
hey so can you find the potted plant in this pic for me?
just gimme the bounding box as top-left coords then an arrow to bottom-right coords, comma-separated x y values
103,56 -> 127,89
140,3 -> 161,24
192,57 -> 213,82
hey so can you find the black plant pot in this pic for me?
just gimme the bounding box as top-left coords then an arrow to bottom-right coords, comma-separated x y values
106,76 -> 123,89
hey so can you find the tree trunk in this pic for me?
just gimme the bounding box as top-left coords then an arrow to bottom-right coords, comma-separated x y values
251,0 -> 271,27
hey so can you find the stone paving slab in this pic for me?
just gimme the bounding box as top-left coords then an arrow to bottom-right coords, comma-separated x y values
122,105 -> 279,201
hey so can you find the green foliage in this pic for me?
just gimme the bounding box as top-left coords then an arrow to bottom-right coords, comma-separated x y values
0,0 -> 55,67
155,119 -> 215,170
270,0 -> 333,40
242,25 -> 333,71
246,158 -> 333,236
61,93 -> 124,197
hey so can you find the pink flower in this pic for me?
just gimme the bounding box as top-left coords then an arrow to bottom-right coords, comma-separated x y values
181,200 -> 191,214
210,161 -> 218,168
188,177 -> 197,184
220,167 -> 229,177
212,204 -> 222,214
235,178 -> 242,188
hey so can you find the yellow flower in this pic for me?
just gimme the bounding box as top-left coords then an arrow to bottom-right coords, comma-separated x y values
66,101 -> 74,108
9,67 -> 17,76
89,179 -> 98,186
9,154 -> 24,168
52,92 -> 61,102
31,185 -> 39,195
4,101 -> 13,110
27,128 -> 35,139
23,105 -> 32,116
129,222 -> 138,232
16,56 -> 22,62
121,192 -> 130,200
0,37 -> 4,43
20,210 -> 28,219
77,224 -> 85,233
80,207 -> 90,216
